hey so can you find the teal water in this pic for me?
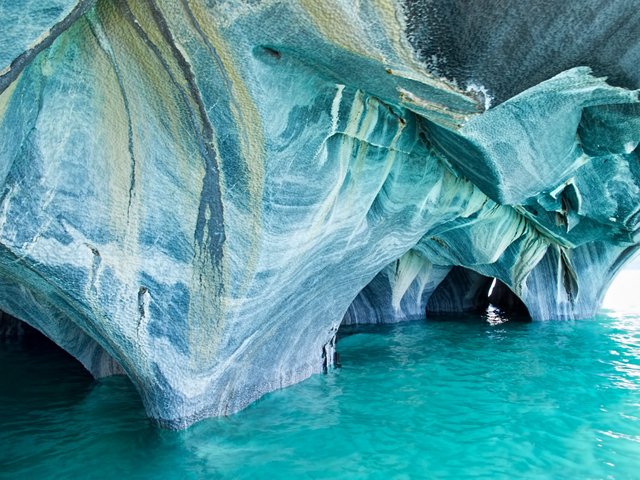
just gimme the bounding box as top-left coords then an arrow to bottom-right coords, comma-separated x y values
1,311 -> 640,479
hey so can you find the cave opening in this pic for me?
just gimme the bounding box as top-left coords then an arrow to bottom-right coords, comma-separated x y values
0,310 -> 98,414
426,266 -> 531,323
485,279 -> 532,324
602,254 -> 640,313
0,310 -> 93,378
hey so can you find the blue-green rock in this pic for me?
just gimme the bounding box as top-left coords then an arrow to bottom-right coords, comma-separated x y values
0,0 -> 638,428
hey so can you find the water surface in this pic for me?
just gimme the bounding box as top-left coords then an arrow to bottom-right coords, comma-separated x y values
1,311 -> 640,479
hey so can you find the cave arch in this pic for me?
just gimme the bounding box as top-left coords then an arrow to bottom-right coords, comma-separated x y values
1,311 -> 91,371
0,305 -> 125,379
0,273 -> 126,379
426,267 -> 492,315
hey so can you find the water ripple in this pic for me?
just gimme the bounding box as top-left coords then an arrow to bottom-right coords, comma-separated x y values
1,313 -> 640,478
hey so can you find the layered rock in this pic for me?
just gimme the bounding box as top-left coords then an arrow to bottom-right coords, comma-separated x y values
0,0 -> 638,427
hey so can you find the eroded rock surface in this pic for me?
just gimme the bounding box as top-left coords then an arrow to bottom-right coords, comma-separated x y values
0,0 -> 639,427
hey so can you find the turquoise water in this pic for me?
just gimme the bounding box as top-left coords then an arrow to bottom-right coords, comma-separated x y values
1,311 -> 640,479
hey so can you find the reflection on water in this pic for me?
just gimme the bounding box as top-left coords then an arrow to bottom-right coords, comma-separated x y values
607,316 -> 640,392
1,307 -> 640,478
484,304 -> 511,325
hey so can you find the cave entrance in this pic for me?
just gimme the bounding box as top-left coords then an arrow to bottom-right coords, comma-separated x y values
0,310 -> 96,411
0,311 -> 93,377
602,255 -> 640,313
0,306 -> 127,380
426,266 -> 531,323
485,278 -> 531,324
0,309 -> 118,428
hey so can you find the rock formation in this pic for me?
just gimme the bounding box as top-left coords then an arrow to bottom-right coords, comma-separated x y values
1,0 -> 639,428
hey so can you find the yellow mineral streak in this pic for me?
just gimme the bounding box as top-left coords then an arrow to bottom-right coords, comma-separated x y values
187,0 -> 265,262
398,87 -> 475,129
192,2 -> 266,190
299,0 -> 382,61
0,76 -> 18,122
371,0 -> 467,94
84,11 -> 136,244
122,0 -> 208,202
369,0 -> 425,70
147,0 -> 267,365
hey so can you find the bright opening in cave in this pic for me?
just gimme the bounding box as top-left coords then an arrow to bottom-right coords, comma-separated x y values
602,256 -> 640,314
487,278 -> 497,298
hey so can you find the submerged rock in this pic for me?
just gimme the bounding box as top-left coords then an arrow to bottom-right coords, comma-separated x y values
0,0 -> 638,427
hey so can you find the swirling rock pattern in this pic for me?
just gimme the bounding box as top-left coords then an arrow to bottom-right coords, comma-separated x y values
0,0 -> 638,428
